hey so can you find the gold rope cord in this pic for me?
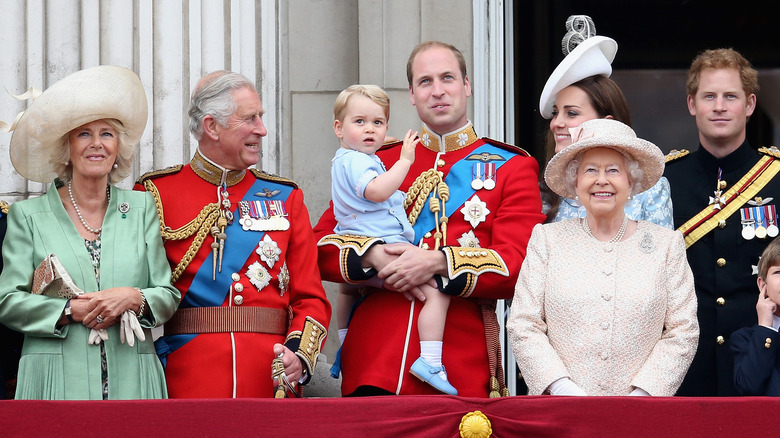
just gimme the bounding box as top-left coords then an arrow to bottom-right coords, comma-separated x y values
144,179 -> 221,283
404,168 -> 450,248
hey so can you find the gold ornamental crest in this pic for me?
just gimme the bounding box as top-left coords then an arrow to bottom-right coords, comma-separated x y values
459,410 -> 492,438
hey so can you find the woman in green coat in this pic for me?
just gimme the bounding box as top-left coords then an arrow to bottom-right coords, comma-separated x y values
0,65 -> 180,400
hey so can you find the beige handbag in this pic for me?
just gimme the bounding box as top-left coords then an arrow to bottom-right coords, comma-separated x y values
31,253 -> 84,298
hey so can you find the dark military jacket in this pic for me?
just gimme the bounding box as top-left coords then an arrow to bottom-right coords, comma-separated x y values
666,141 -> 780,396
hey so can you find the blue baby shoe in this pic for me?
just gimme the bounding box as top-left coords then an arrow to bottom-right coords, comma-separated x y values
409,357 -> 458,395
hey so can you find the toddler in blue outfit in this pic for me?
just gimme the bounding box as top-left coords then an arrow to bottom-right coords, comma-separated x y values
330,85 -> 457,395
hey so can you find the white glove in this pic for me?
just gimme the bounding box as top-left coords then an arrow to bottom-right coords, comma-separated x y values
88,328 -> 108,345
548,377 -> 587,396
629,387 -> 650,396
120,310 -> 146,347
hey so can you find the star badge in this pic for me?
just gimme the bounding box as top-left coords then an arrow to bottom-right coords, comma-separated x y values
278,262 -> 290,297
709,191 -> 726,210
457,230 -> 481,248
460,195 -> 490,228
246,262 -> 271,291
256,234 -> 282,269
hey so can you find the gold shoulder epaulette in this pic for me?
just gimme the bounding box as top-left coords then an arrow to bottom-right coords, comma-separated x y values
759,146 -> 780,159
249,169 -> 299,189
482,137 -> 531,157
665,149 -> 690,163
0,200 -> 9,215
137,164 -> 184,184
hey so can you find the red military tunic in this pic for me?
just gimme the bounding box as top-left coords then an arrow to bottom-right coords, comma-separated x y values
314,123 -> 544,396
137,150 -> 330,398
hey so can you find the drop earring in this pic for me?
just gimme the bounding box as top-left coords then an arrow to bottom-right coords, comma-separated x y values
113,163 -> 119,169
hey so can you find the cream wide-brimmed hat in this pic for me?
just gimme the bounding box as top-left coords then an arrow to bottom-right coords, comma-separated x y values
539,15 -> 617,119
9,65 -> 148,183
544,118 -> 665,199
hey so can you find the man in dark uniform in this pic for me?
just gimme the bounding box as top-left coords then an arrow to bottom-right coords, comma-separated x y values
665,48 -> 780,396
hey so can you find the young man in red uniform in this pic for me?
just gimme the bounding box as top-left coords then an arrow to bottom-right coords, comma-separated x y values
315,42 -> 544,397
137,71 -> 330,398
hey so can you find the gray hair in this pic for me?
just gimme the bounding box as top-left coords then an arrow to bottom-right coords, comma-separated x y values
563,148 -> 644,198
51,118 -> 134,184
188,71 -> 257,140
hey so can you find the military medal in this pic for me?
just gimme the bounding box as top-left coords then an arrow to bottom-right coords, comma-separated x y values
740,207 -> 756,240
471,163 -> 484,190
246,261 -> 271,291
483,163 -> 496,190
754,206 -> 768,239
467,153 -> 505,192
708,169 -> 726,210
767,205 -> 778,237
460,195 -> 490,228
256,234 -> 282,268
238,200 -> 290,231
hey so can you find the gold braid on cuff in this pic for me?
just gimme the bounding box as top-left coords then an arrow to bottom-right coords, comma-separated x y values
441,246 -> 509,279
287,316 -> 327,375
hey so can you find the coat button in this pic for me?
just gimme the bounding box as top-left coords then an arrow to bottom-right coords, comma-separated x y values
234,295 -> 244,305
716,297 -> 725,306
437,159 -> 445,168
234,283 -> 244,293
718,220 -> 726,228
716,335 -> 725,345
716,258 -> 726,267
231,273 -> 240,282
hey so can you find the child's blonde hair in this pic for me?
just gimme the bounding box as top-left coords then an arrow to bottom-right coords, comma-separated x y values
333,84 -> 390,122
758,237 -> 780,280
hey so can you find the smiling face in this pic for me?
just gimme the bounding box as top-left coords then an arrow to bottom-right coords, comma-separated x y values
688,68 -> 755,156
333,94 -> 388,155
550,86 -> 604,153
208,86 -> 268,170
68,119 -> 118,182
408,45 -> 472,135
575,147 -> 633,219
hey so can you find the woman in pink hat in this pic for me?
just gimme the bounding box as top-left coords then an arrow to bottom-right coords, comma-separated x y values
507,118 -> 698,396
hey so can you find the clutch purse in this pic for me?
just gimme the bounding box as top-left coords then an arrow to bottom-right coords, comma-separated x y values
31,253 -> 84,299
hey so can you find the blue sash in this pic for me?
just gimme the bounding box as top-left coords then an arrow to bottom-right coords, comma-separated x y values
157,178 -> 294,360
411,143 -> 511,243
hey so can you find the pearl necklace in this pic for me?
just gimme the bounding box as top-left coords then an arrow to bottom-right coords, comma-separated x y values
582,216 -> 628,244
68,181 -> 110,234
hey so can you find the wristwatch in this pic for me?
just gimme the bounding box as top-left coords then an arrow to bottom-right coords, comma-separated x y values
64,299 -> 74,323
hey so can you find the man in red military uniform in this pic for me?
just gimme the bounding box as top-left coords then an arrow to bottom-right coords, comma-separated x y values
137,71 -> 330,398
314,42 -> 544,397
